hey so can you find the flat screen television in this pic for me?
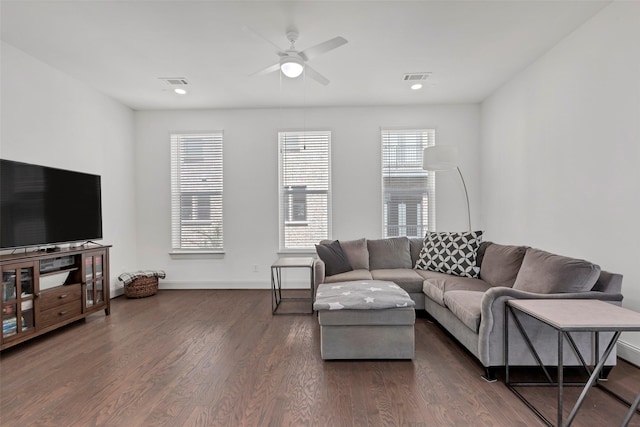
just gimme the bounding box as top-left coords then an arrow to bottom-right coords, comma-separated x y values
0,159 -> 103,249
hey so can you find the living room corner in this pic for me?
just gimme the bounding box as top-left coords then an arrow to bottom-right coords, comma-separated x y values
479,0 -> 640,366
1,1 -> 639,425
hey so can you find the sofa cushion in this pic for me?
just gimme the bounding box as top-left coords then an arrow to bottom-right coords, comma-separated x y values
367,237 -> 412,270
409,238 -> 424,267
479,243 -> 528,287
475,241 -> 493,269
414,269 -> 459,281
415,231 -> 483,278
340,238 -> 370,270
315,240 -> 353,276
370,269 -> 425,293
324,269 -> 373,283
423,277 -> 493,307
443,290 -> 484,332
321,238 -> 369,270
512,248 -> 601,294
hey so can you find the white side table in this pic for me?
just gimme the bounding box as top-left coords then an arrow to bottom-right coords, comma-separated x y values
270,257 -> 315,315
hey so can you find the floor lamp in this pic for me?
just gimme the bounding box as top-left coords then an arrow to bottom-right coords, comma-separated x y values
422,145 -> 472,231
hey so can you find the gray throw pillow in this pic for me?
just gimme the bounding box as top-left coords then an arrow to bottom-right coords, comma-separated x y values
475,241 -> 493,268
415,231 -> 483,278
315,240 -> 353,276
340,238 -> 369,270
512,248 -> 601,293
320,238 -> 369,270
409,237 -> 424,267
367,237 -> 412,270
479,243 -> 528,287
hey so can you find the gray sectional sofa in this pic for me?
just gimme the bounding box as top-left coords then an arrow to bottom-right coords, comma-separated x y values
314,236 -> 624,377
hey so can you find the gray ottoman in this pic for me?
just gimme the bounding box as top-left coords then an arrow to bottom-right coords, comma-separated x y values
314,280 -> 416,360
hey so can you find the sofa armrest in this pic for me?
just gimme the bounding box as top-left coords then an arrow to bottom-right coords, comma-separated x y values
477,287 -> 623,367
314,258 -> 326,290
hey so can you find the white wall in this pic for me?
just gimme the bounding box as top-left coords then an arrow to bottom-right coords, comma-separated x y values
0,42 -> 137,296
135,104 -> 480,288
480,1 -> 640,364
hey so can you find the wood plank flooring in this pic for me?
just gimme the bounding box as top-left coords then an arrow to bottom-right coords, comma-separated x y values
1,289 -> 638,426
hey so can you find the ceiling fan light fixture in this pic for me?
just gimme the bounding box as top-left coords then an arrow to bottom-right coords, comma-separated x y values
280,57 -> 304,78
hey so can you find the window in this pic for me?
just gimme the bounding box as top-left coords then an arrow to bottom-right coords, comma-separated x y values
170,132 -> 223,252
284,185 -> 308,223
381,129 -> 435,238
278,131 -> 331,251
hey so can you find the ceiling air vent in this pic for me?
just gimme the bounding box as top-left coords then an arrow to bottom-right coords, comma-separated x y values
402,73 -> 431,81
159,77 -> 189,86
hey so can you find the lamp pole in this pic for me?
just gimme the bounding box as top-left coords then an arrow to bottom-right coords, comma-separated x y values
456,166 -> 472,232
423,145 -> 472,232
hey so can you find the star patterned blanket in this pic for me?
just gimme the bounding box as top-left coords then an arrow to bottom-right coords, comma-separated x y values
313,280 -> 416,311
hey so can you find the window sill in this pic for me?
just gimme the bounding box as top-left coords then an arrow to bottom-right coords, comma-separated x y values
277,250 -> 317,257
169,251 -> 225,260
284,221 -> 309,227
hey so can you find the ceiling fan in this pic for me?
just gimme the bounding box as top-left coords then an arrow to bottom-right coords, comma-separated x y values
246,26 -> 348,86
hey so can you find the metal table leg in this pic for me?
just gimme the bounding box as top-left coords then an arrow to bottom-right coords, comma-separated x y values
270,258 -> 315,315
565,331 -> 621,425
557,331 -> 564,427
621,390 -> 640,427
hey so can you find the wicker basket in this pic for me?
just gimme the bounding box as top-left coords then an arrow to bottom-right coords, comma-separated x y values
124,276 -> 158,298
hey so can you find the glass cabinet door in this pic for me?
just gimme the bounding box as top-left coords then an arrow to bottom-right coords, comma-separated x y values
95,280 -> 104,305
85,282 -> 95,308
1,263 -> 36,343
83,251 -> 106,311
85,256 -> 94,281
95,256 -> 103,278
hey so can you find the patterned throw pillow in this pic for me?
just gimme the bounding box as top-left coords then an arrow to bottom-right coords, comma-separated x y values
415,231 -> 484,278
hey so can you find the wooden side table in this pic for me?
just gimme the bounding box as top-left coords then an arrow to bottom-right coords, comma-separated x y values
505,299 -> 640,426
270,257 -> 315,315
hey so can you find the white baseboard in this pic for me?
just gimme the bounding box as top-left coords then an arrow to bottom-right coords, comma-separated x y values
158,280 -> 311,290
617,340 -> 640,367
111,286 -> 124,297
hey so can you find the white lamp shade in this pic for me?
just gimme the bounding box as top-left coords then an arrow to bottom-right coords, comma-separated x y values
423,145 -> 459,171
280,57 -> 304,78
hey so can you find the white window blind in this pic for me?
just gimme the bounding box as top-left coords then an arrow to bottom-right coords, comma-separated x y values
381,129 -> 435,238
170,132 -> 223,251
278,131 -> 331,251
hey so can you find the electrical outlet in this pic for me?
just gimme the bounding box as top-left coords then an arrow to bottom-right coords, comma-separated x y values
253,264 -> 259,273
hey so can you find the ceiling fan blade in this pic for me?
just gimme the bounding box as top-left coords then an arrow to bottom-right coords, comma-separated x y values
304,65 -> 330,86
242,25 -> 286,57
249,62 -> 280,77
299,36 -> 348,61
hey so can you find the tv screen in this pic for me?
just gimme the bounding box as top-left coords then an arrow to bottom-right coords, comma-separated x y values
0,159 -> 103,249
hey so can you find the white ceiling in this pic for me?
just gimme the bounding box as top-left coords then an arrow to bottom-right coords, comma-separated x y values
0,0 -> 610,110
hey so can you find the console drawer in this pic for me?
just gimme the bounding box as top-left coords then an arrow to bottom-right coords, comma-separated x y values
40,284 -> 82,311
39,300 -> 82,329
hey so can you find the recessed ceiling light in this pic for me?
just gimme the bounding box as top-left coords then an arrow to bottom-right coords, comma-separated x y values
411,83 -> 423,90
174,88 -> 187,95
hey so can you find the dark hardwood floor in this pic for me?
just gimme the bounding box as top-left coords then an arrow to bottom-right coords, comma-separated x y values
1,289 -> 638,426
